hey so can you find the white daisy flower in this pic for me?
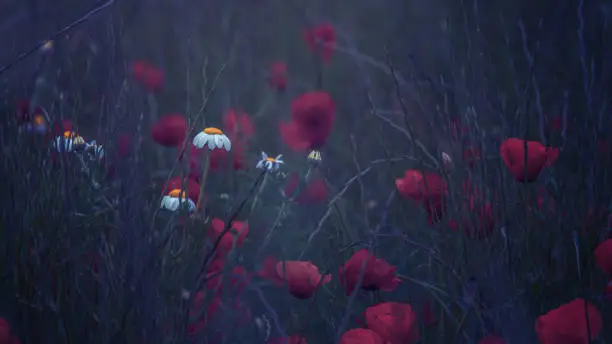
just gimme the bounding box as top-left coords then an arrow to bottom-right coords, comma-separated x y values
256,152 -> 284,171
160,189 -> 196,212
192,127 -> 231,151
85,140 -> 105,161
53,131 -> 86,153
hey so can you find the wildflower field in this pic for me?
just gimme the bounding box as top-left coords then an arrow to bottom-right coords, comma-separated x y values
0,0 -> 611,343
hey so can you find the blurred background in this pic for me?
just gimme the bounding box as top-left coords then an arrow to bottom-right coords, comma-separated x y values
0,0 -> 611,343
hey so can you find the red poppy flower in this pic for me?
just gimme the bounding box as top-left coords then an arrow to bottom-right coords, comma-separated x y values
499,138 -> 559,182
535,298 -> 602,344
132,60 -> 164,92
0,318 -> 20,344
594,239 -> 612,275
187,292 -> 222,337
268,61 -> 288,91
164,176 -> 200,203
209,138 -> 247,171
338,249 -> 401,294
279,121 -> 312,152
205,264 -> 251,296
303,23 -> 336,63
223,109 -> 255,140
478,335 -> 506,344
266,260 -> 331,299
365,302 -> 420,343
395,170 -> 447,223
339,328 -> 384,344
257,256 -> 285,286
208,218 -> 249,254
151,114 -> 187,147
267,336 -> 307,344
291,91 -> 335,147
284,173 -> 328,204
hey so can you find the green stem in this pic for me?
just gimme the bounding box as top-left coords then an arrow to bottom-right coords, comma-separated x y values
249,172 -> 269,214
195,150 -> 211,212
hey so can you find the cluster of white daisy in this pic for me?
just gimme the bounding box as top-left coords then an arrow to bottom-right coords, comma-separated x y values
161,126 -> 321,214
160,126 -> 232,214
52,131 -> 105,161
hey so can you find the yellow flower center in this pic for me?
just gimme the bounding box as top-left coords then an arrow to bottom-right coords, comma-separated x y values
63,130 -> 76,138
34,115 -> 45,125
203,127 -> 223,135
266,157 -> 276,162
168,189 -> 187,198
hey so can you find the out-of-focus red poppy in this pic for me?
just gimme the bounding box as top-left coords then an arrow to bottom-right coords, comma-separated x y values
594,239 -> 612,275
339,328 -> 384,344
478,335 -> 506,344
530,187 -> 556,216
16,100 -> 30,123
257,256 -> 286,286
279,121 -> 312,152
164,176 -> 200,204
209,139 -> 247,171
338,249 -> 401,294
535,298 -> 602,344
450,118 -> 469,141
499,138 -> 559,182
277,260 -> 331,299
267,336 -> 307,344
177,143 -> 204,182
132,60 -> 164,92
187,292 -> 222,337
604,280 -> 612,300
396,170 -> 447,224
208,218 -> 249,254
549,115 -> 562,132
268,62 -> 288,91
598,139 -> 609,156
223,109 -> 255,140
151,114 -> 187,147
260,258 -> 330,299
205,264 -> 251,296
303,23 -> 336,63
422,300 -> 436,326
292,91 -> 335,146
117,133 -> 132,159
51,119 -> 73,136
284,173 -> 328,204
280,91 -> 335,151
365,302 -> 420,344
463,147 -> 481,169
0,318 -> 20,344
448,181 -> 494,239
